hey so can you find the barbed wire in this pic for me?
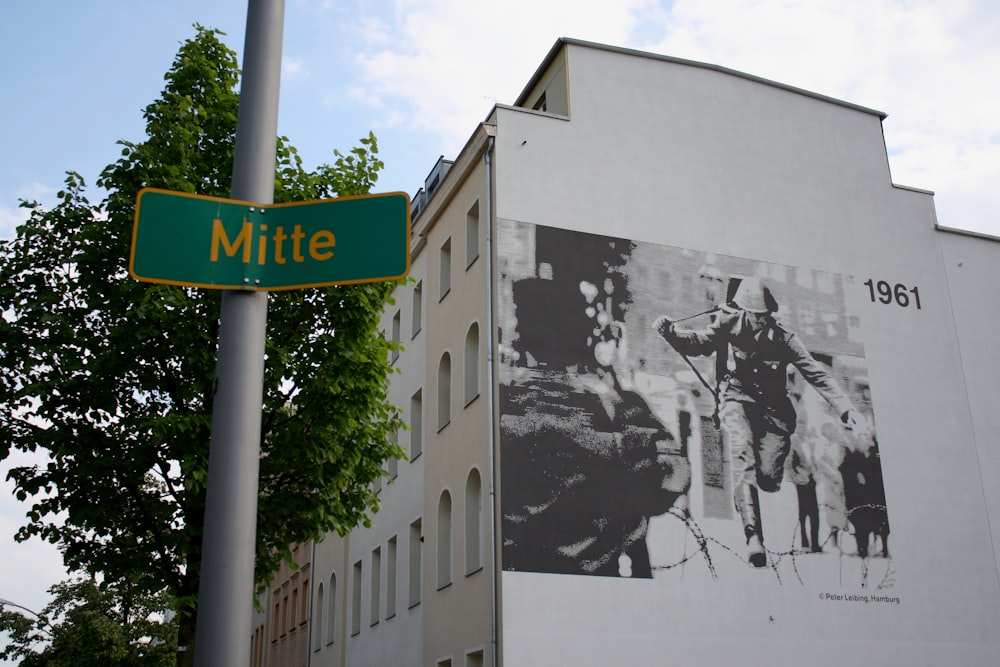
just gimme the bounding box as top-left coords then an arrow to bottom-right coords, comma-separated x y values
649,501 -> 893,589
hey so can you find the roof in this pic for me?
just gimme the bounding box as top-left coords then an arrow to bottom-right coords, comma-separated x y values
514,37 -> 888,120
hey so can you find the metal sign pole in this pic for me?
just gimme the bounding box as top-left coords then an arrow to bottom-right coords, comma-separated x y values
193,1 -> 284,665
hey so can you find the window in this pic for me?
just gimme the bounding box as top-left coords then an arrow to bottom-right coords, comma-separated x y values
466,650 -> 484,667
252,628 -> 263,667
410,390 -> 423,460
388,424 -> 399,478
370,547 -> 381,626
351,560 -> 362,636
438,353 -> 451,431
281,595 -> 289,636
439,237 -> 452,300
326,573 -> 337,645
313,583 -> 324,651
465,201 -> 480,268
409,519 -> 422,607
411,281 -> 423,338
464,323 -> 480,406
465,469 -> 483,574
271,601 -> 279,642
386,537 -> 397,619
300,578 -> 308,627
437,491 -> 452,589
291,588 -> 299,630
390,310 -> 401,363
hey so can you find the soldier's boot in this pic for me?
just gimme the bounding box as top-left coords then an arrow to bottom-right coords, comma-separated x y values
735,483 -> 767,568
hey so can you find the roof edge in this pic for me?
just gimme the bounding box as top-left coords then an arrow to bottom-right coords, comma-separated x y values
515,37 -> 888,120
935,224 -> 1000,243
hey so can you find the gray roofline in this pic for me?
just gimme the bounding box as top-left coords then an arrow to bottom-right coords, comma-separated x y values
935,224 -> 1000,243
514,37 -> 888,120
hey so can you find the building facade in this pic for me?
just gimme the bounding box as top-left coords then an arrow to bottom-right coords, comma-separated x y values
304,38 -> 1000,667
253,542 -> 312,667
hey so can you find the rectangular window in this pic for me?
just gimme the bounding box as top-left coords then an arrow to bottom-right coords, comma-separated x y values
386,536 -> 397,619
370,547 -> 381,626
409,519 -> 422,608
351,560 -> 362,636
465,201 -> 480,268
388,425 -> 399,478
411,281 -> 423,338
439,238 -> 452,301
300,578 -> 308,627
466,650 -> 484,667
390,310 -> 401,363
410,390 -> 423,460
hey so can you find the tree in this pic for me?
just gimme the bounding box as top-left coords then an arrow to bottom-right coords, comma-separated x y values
0,25 -> 405,664
0,578 -> 177,667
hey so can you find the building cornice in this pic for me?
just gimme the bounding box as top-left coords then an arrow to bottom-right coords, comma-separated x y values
514,37 -> 888,121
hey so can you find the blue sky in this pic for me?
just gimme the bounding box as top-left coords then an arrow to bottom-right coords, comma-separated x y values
2,0 -> 999,641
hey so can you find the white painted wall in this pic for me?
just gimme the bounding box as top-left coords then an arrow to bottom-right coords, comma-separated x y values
495,41 -> 1000,667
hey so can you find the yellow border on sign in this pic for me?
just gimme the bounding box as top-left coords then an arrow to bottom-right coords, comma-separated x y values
130,188 -> 412,291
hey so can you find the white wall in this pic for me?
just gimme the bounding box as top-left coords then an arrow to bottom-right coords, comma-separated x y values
939,229 -> 1000,567
495,42 -> 1000,667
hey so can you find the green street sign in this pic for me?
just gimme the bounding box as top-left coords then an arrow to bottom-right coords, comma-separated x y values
130,188 -> 410,291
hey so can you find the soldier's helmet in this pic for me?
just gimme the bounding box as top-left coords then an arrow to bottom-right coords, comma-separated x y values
731,277 -> 778,313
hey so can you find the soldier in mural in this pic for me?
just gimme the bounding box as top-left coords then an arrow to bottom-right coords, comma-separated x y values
653,277 -> 869,568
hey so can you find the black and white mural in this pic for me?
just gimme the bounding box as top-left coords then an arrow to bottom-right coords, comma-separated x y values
498,220 -> 891,588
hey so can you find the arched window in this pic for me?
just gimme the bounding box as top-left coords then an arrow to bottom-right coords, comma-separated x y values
464,323 -> 480,406
437,490 -> 452,588
326,573 -> 336,645
438,352 -> 451,431
351,561 -> 362,636
465,469 -> 483,574
409,519 -> 422,607
313,583 -> 324,651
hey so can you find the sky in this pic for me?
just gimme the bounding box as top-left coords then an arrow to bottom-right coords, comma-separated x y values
1,0 -> 998,644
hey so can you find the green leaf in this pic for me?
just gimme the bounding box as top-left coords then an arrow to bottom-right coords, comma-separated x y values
0,23 -> 403,666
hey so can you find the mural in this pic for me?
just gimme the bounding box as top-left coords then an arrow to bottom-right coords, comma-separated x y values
498,220 -> 891,589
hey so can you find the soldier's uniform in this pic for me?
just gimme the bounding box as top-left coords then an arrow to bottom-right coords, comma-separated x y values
657,278 -> 856,567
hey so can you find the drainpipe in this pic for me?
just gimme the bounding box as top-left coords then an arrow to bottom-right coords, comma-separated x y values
306,539 -> 315,667
482,128 -> 499,667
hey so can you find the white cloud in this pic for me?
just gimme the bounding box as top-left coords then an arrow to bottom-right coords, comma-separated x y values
0,450 -> 68,625
348,0 -> 651,155
0,203 -> 26,242
282,55 -> 309,80
335,0 -> 999,235
1,182 -> 58,240
642,0 -> 1000,234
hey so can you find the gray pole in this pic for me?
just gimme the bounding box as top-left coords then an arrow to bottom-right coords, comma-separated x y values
193,1 -> 285,666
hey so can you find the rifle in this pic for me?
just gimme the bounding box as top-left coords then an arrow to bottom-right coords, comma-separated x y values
657,307 -> 725,426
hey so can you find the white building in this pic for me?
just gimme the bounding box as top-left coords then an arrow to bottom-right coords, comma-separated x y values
308,38 -> 1000,667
